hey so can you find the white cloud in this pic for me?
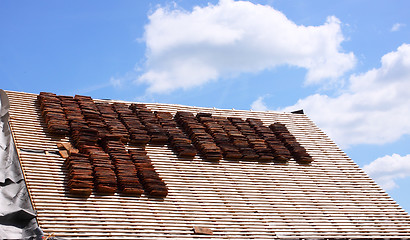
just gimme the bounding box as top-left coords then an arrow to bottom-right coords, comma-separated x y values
280,43 -> 410,148
110,77 -> 123,88
251,96 -> 268,111
391,23 -> 405,32
363,154 -> 410,190
138,0 -> 355,93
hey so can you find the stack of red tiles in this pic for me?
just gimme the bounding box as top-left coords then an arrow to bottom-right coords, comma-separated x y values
101,134 -> 144,196
155,112 -> 197,158
37,92 -> 70,135
129,149 -> 168,198
112,103 -> 150,145
228,117 -> 274,161
223,117 -> 259,160
70,95 -> 118,194
64,152 -> 94,196
59,96 -> 85,125
197,114 -> 242,159
130,104 -> 168,144
96,102 -> 129,143
37,91 -> 314,198
83,145 -> 118,194
58,95 -> 96,195
247,118 -> 292,162
75,95 -> 109,137
71,127 -> 99,151
175,111 -> 222,160
270,123 -> 313,164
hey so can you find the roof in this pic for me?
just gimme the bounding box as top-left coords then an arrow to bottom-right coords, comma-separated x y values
4,89 -> 410,239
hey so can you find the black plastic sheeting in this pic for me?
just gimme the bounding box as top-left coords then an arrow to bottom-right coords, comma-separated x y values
0,90 -> 43,239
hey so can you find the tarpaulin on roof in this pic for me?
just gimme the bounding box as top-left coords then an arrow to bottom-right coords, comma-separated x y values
0,90 -> 41,239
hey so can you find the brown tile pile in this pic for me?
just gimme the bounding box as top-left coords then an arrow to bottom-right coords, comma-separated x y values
38,91 -> 314,197
155,111 -> 197,158
129,149 -> 168,198
270,123 -> 313,164
64,152 -> 94,196
75,95 -> 109,137
65,96 -> 101,152
197,113 -> 242,159
71,126 -> 99,151
247,118 -> 292,162
38,92 -> 170,197
112,103 -> 150,145
83,145 -> 118,194
228,117 -> 274,161
57,95 -> 96,194
101,134 -> 144,196
130,104 -> 168,144
79,145 -> 117,194
60,95 -> 117,195
217,117 -> 258,160
37,92 -> 70,135
175,111 -> 222,160
96,102 -> 129,143
70,97 -> 119,194
59,95 -> 85,127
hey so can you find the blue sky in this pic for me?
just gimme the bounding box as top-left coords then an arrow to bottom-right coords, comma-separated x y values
1,0 -> 410,211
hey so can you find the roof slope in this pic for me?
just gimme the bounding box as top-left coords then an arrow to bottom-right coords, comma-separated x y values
5,90 -> 410,239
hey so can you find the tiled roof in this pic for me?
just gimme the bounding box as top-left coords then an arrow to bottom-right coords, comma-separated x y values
5,90 -> 410,239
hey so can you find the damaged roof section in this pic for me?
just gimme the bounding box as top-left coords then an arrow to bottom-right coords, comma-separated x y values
4,89 -> 410,239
